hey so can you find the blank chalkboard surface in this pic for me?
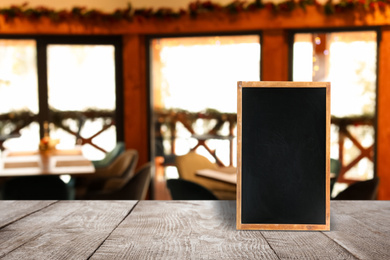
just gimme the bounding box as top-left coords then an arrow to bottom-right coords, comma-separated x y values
237,81 -> 330,231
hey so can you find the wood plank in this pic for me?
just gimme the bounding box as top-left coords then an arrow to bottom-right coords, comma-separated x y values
261,202 -> 390,259
262,231 -> 356,259
90,201 -> 278,259
322,201 -> 390,260
330,201 -> 390,218
0,201 -> 137,259
0,201 -> 56,228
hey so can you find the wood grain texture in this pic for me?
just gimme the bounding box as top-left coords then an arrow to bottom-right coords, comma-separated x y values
324,201 -> 390,260
91,201 -> 278,260
0,201 -> 137,260
262,231 -> 356,259
0,201 -> 389,259
0,201 -> 56,228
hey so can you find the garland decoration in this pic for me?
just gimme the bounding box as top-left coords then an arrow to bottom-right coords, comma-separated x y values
0,109 -> 115,136
0,2 -> 133,23
0,0 -> 390,24
155,108 -> 237,136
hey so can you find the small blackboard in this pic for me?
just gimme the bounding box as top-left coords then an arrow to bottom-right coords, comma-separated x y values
237,81 -> 330,231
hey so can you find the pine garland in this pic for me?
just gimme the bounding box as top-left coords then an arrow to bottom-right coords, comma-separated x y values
0,0 -> 389,24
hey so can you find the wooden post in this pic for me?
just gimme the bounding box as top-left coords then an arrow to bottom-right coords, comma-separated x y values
261,30 -> 289,81
377,26 -> 390,200
122,35 -> 149,167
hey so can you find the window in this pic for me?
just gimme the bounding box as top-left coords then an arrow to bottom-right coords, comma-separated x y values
292,30 -> 378,182
150,34 -> 260,169
0,39 -> 39,151
0,36 -> 123,160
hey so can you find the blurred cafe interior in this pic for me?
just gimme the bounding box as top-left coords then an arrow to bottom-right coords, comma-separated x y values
0,0 -> 389,200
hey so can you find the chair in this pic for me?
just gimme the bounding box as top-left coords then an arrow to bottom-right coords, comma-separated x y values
175,152 -> 236,200
330,158 -> 341,194
83,162 -> 152,200
333,177 -> 379,200
91,142 -> 125,168
167,178 -> 218,200
2,176 -> 72,200
155,119 -> 176,166
75,149 -> 138,199
91,149 -> 138,189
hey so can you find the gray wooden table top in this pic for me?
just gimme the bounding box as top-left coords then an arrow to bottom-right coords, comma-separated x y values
0,200 -> 389,259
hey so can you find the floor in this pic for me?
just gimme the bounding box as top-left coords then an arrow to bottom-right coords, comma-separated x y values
152,157 -> 172,200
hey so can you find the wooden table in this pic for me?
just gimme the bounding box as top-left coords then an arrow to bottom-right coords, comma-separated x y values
0,148 -> 94,177
0,201 -> 389,259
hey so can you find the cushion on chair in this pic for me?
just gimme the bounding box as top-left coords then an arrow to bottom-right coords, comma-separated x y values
92,142 -> 125,169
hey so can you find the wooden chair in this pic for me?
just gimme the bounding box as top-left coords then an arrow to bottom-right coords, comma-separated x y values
83,162 -> 152,200
330,158 -> 341,194
175,152 -> 236,200
167,178 -> 218,200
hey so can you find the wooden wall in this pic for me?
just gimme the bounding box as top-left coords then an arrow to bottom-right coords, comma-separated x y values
1,6 -> 390,199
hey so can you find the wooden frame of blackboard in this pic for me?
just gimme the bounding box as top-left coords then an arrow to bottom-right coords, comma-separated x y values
237,81 -> 330,231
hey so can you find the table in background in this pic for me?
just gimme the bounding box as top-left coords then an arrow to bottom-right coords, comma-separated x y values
196,167 -> 237,184
0,201 -> 389,259
0,148 -> 94,177
195,168 -> 336,184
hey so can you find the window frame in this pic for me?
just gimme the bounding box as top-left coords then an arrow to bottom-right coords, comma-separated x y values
0,35 -> 124,143
146,31 -> 262,160
288,27 -> 380,177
